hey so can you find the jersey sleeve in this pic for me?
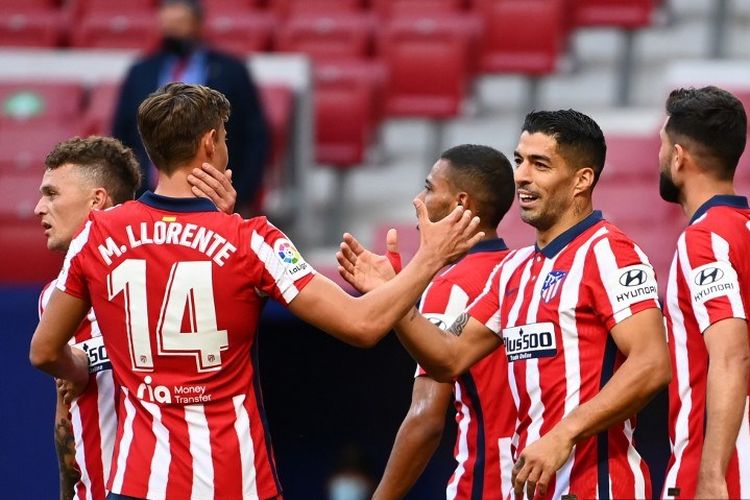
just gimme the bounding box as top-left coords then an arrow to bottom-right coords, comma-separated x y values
246,218 -> 316,306
677,227 -> 746,333
467,262 -> 504,336
588,233 -> 660,330
55,219 -> 94,303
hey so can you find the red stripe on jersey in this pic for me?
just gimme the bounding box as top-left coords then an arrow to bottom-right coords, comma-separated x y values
468,214 -> 658,499
664,202 -> 750,499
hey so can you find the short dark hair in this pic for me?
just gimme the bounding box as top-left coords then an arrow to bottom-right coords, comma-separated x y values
439,144 -> 515,228
44,136 -> 142,204
522,109 -> 607,185
161,0 -> 203,19
137,83 -> 230,175
665,86 -> 747,180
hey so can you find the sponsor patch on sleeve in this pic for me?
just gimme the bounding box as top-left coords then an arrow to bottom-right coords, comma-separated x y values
688,261 -> 738,305
609,263 -> 658,308
273,238 -> 313,281
71,336 -> 111,374
502,322 -> 557,362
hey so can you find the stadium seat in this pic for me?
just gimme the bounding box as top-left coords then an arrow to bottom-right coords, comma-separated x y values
0,123 -> 82,174
378,16 -> 473,118
0,81 -> 84,127
258,84 -> 294,172
204,9 -> 277,55
0,0 -> 58,9
497,203 -> 536,250
0,173 -> 41,222
476,0 -> 566,75
70,11 -> 159,50
315,60 -> 388,129
0,8 -> 62,48
269,0 -> 364,17
0,221 -> 64,283
81,81 -> 121,136
601,133 -> 661,181
593,179 -> 678,225
202,0 -> 262,12
372,222 -> 420,264
571,0 -> 655,29
275,12 -> 375,63
69,0 -> 155,18
371,0 -> 465,18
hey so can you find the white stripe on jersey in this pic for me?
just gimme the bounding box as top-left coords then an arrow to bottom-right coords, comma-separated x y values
96,371 -> 117,487
663,248 -> 692,499
112,388 -> 136,493
185,405 -> 214,499
142,400 -> 170,500
445,383 -> 471,500
624,419 -> 646,498
711,233 -> 746,319
232,395 -> 260,499
57,220 -> 92,292
593,236 -> 634,324
250,231 -> 301,304
738,397 -> 750,498
498,437 -> 514,500
70,401 -> 92,500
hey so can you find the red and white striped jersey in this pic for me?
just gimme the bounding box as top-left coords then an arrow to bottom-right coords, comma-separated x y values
39,280 -> 117,500
416,239 -> 516,500
468,211 -> 660,499
56,192 -> 316,500
662,195 -> 750,499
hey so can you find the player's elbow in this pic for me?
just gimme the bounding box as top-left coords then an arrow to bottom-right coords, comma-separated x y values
343,321 -> 386,348
29,337 -> 58,371
642,352 -> 672,394
405,408 -> 446,440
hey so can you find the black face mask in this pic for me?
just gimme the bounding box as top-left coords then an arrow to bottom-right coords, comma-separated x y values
659,169 -> 681,204
161,36 -> 196,58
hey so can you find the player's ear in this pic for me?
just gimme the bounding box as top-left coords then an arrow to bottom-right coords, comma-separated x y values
91,187 -> 109,209
203,129 -> 217,157
574,167 -> 595,196
456,192 -> 472,211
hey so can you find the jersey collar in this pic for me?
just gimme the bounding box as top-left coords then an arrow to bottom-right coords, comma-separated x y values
536,210 -> 603,259
689,194 -> 749,224
138,191 -> 219,213
466,238 -> 508,255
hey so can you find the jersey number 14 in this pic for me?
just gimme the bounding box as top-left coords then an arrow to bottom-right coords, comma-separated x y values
107,259 -> 229,373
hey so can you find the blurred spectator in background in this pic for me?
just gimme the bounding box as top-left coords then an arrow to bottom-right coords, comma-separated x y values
112,0 -> 269,213
327,444 -> 374,500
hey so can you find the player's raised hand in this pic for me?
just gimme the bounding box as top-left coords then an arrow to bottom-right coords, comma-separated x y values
511,428 -> 574,499
337,232 -> 398,293
188,162 -> 237,214
414,198 -> 483,267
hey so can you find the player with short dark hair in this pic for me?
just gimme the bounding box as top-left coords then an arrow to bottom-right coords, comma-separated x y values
30,83 -> 481,499
365,144 -> 517,500
659,86 -> 750,499
340,109 -> 672,499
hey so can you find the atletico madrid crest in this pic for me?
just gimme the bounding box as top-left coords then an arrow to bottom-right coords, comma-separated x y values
541,270 -> 567,303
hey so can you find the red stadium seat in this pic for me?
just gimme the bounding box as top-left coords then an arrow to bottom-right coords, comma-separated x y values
315,60 -> 388,128
202,0 -> 262,12
204,9 -> 277,55
0,8 -> 62,48
372,221 -> 420,264
0,173 -> 42,222
314,75 -> 373,166
275,12 -> 375,63
371,0 -> 464,18
476,0 -> 566,75
497,205 -> 536,250
593,179 -> 680,226
0,81 -> 84,127
69,0 -> 155,18
378,15 -> 473,118
81,81 -> 121,136
0,222 -> 64,283
0,0 -> 58,9
0,123 -> 83,174
70,11 -> 159,50
269,0 -> 363,17
572,0 -> 655,29
601,133 -> 661,181
258,84 -> 294,171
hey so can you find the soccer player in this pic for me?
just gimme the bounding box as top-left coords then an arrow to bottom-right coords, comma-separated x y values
29,83 -> 482,499
35,136 -> 236,500
658,87 -> 750,499
339,109 -> 672,499
365,144 -> 517,500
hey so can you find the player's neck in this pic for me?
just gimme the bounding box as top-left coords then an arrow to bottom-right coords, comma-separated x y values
681,176 -> 736,220
535,199 -> 594,249
153,167 -> 199,199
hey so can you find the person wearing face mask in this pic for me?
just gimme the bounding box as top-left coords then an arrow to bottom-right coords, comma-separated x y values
112,0 -> 269,213
657,86 -> 750,500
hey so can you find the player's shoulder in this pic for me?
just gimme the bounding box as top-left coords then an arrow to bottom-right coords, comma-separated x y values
689,204 -> 750,237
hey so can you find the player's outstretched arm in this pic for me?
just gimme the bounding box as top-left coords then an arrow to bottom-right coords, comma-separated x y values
30,289 -> 90,389
512,307 -> 671,499
373,376 -> 453,500
337,229 -> 399,294
289,200 -> 484,347
188,162 -> 237,214
53,385 -> 79,500
695,318 -> 750,498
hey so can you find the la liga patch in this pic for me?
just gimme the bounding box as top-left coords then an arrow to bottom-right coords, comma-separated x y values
273,238 -> 312,280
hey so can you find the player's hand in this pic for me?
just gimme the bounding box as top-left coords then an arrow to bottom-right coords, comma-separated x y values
57,348 -> 89,405
337,230 -> 399,293
512,427 -> 574,499
188,163 -> 236,214
695,469 -> 729,499
414,198 -> 483,269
